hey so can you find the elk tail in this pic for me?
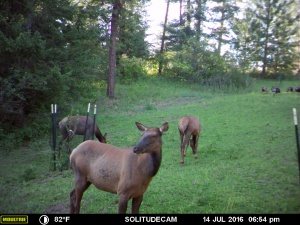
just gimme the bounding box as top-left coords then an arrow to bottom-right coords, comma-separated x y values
179,119 -> 189,133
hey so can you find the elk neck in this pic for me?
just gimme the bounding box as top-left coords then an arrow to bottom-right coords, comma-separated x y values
138,148 -> 162,177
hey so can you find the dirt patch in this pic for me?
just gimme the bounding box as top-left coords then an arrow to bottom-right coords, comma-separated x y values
46,200 -> 70,214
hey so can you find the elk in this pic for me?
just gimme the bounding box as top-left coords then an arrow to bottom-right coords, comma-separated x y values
271,87 -> 281,93
178,116 -> 201,165
262,86 -> 268,92
58,116 -> 107,157
69,121 -> 169,214
271,87 -> 281,97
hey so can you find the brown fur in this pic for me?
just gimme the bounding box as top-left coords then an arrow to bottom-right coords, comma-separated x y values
69,122 -> 168,214
58,116 -> 107,157
178,116 -> 201,164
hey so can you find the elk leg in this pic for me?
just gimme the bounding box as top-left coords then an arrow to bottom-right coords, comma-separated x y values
58,136 -> 67,159
183,134 -> 191,156
66,131 -> 75,154
179,132 -> 185,164
191,135 -> 198,159
180,134 -> 191,164
72,179 -> 91,214
132,195 -> 143,214
118,194 -> 129,214
180,138 -> 185,164
70,189 -> 76,213
179,132 -> 184,152
58,140 -> 63,159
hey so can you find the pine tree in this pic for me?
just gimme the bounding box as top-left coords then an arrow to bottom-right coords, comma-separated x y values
107,0 -> 150,97
0,0 -> 105,128
107,0 -> 123,98
163,0 -> 196,52
249,0 -> 299,76
209,0 -> 239,56
194,0 -> 208,41
158,0 -> 170,74
118,1 -> 150,59
232,6 -> 259,73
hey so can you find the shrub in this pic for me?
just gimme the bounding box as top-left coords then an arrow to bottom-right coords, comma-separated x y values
162,39 -> 251,90
117,55 -> 146,84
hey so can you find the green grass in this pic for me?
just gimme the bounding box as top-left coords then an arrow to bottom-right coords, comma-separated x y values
0,77 -> 300,214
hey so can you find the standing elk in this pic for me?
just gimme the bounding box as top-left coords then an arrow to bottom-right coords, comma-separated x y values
58,115 -> 107,157
69,121 -> 169,214
178,116 -> 201,165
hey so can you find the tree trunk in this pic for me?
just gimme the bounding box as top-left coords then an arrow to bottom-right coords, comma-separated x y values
261,1 -> 271,77
195,0 -> 203,41
179,0 -> 183,26
158,0 -> 170,75
107,0 -> 122,98
217,0 -> 225,56
186,0 -> 191,26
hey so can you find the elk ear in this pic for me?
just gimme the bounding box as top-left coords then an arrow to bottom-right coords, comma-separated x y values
160,122 -> 169,133
135,122 -> 147,131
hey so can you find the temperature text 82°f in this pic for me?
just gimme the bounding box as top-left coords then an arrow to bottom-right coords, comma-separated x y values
54,216 -> 70,222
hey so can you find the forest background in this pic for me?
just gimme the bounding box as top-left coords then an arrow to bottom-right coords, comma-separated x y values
0,0 -> 300,146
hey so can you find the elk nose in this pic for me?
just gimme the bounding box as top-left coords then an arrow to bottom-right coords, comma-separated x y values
133,146 -> 139,154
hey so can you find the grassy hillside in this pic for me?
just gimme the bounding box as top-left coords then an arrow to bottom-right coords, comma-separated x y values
0,77 -> 300,214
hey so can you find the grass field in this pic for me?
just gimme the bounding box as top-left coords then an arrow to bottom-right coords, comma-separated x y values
0,77 -> 300,214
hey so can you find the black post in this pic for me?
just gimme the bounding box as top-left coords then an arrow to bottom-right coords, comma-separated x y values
293,108 -> 300,180
92,104 -> 97,140
51,104 -> 57,171
83,103 -> 91,142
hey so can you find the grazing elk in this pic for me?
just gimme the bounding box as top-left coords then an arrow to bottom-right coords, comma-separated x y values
58,116 -> 107,157
178,116 -> 201,165
261,86 -> 268,92
69,121 -> 169,214
271,87 -> 281,93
